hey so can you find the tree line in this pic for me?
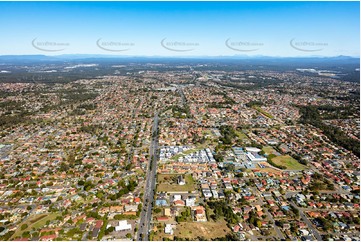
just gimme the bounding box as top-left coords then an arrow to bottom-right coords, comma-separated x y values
299,106 -> 359,157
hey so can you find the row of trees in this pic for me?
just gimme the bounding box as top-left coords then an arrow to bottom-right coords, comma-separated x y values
299,106 -> 359,156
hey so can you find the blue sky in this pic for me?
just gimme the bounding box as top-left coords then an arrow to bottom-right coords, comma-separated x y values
0,1 -> 359,57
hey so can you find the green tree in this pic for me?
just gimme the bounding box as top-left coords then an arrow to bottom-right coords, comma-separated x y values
20,224 -> 28,230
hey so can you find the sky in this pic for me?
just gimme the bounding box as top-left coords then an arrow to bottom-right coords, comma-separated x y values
0,1 -> 359,57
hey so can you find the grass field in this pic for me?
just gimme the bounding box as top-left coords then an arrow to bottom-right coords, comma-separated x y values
235,130 -> 250,142
11,212 -> 60,239
157,174 -> 196,192
174,220 -> 230,240
262,146 -> 278,155
271,155 -> 305,170
152,230 -> 173,241
253,106 -> 274,119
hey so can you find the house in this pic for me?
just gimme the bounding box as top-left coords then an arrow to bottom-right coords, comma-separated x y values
202,190 -> 212,198
156,216 -> 169,222
338,222 -> 348,230
254,205 -> 262,213
80,223 -> 87,231
186,197 -> 196,207
40,234 -> 57,241
233,224 -> 241,233
163,208 -> 171,217
218,191 -> 225,199
109,205 -> 124,213
124,205 -> 138,212
95,220 -> 103,229
174,200 -> 185,206
212,190 -> 219,199
134,197 -> 141,204
297,222 -> 307,229
173,195 -> 182,201
193,206 -> 207,222
164,224 -> 174,235
92,228 -> 100,238
178,176 -> 185,185
283,223 -> 291,230
170,207 -> 180,216
299,229 -> 309,236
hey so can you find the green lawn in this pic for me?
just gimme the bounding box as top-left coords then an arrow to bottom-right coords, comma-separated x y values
235,130 -> 250,141
271,155 -> 306,170
157,174 -> 196,192
11,212 -> 60,239
262,146 -> 277,155
253,106 -> 274,119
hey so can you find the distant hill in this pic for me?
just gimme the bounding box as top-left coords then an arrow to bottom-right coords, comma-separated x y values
0,54 -> 359,63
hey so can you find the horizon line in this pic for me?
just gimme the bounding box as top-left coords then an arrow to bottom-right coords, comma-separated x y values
0,54 -> 360,59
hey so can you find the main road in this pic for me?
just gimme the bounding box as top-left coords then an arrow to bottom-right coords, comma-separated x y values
137,111 -> 159,241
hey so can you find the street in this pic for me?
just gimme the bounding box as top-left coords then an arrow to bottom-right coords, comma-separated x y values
136,112 -> 159,241
288,200 -> 323,241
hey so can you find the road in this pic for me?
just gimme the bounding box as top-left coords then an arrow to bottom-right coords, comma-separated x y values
136,112 -> 159,241
252,188 -> 285,240
289,200 -> 323,241
285,189 -> 359,241
265,209 -> 285,240
177,87 -> 187,107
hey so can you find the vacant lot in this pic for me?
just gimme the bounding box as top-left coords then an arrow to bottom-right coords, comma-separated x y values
174,220 -> 230,240
262,146 -> 278,155
157,174 -> 196,192
11,212 -> 60,239
256,162 -> 283,175
272,155 -> 305,170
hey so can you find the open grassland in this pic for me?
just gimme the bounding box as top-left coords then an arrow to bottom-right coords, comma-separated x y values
174,219 -> 231,240
272,155 -> 306,170
11,212 -> 60,239
235,130 -> 250,142
262,146 -> 278,155
157,174 -> 195,192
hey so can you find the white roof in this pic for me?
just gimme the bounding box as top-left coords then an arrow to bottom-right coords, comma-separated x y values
115,220 -> 132,231
245,147 -> 261,152
165,224 -> 173,234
